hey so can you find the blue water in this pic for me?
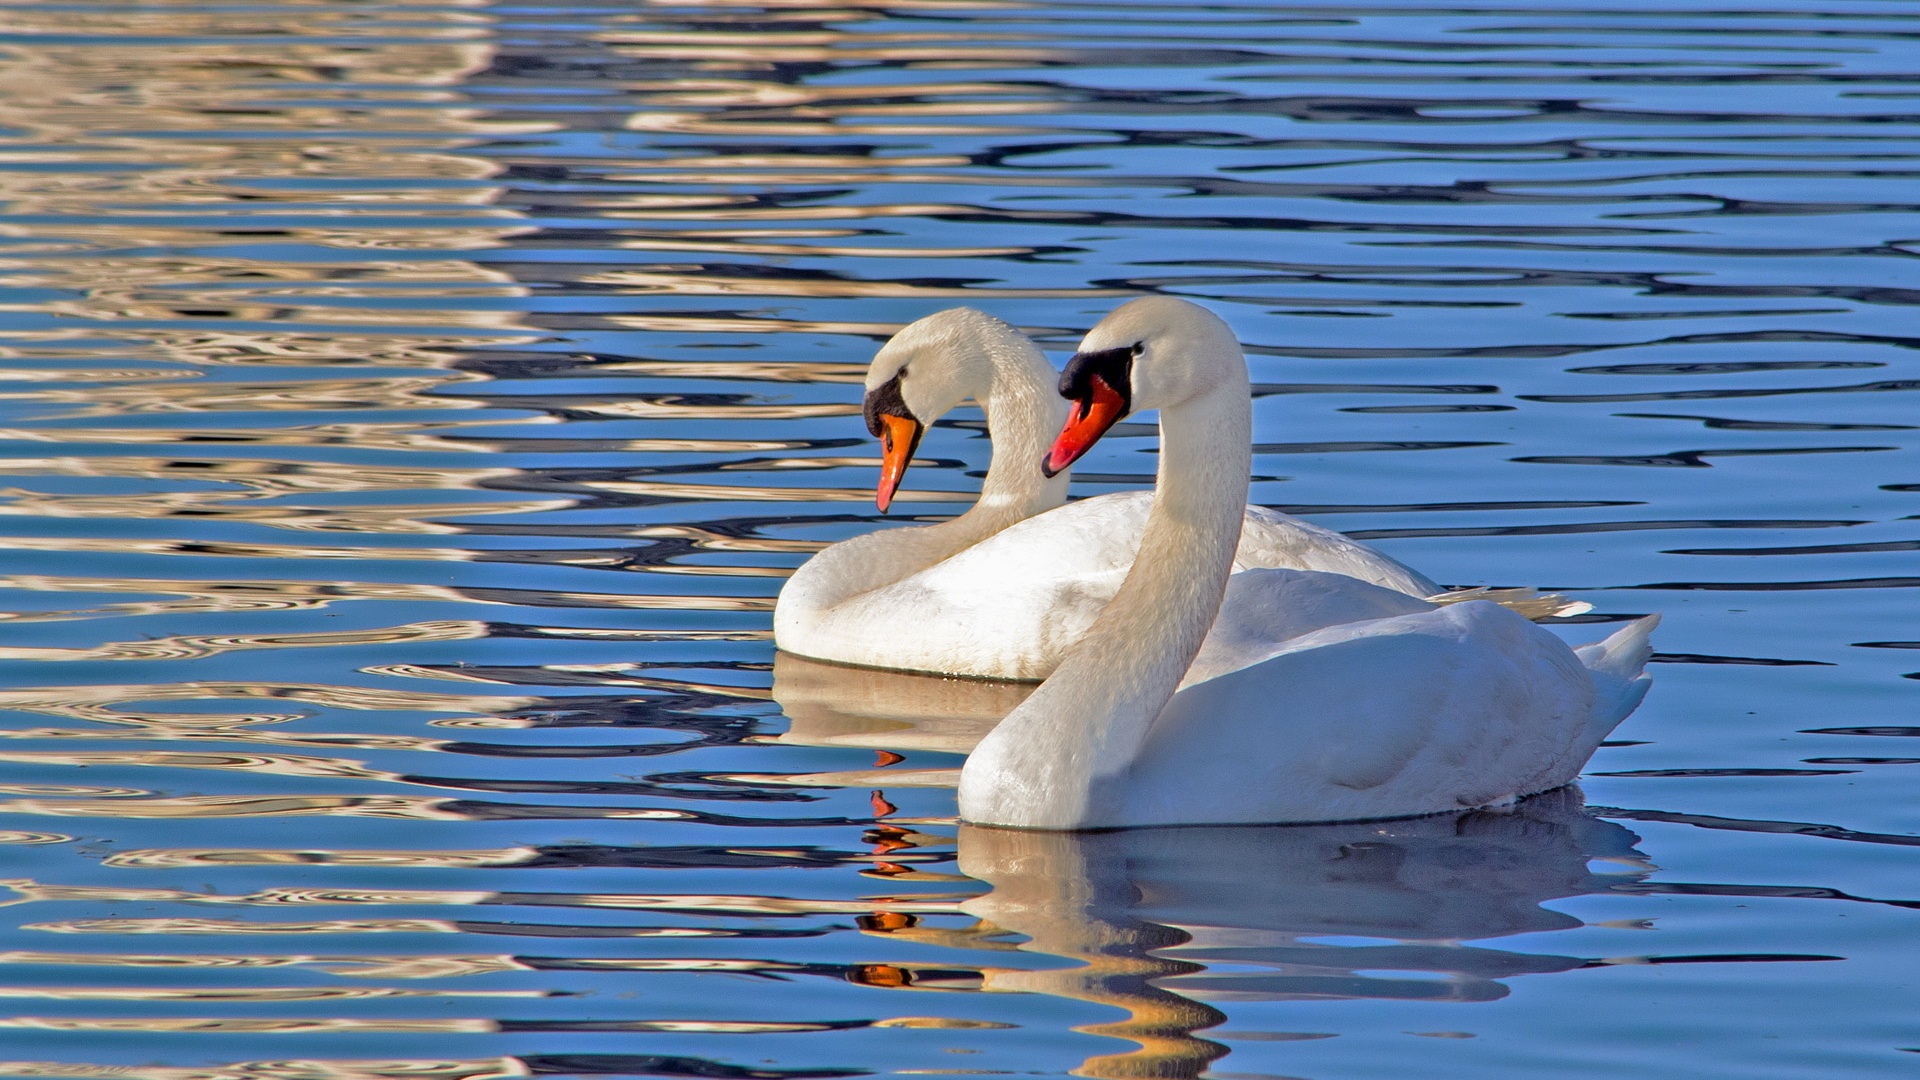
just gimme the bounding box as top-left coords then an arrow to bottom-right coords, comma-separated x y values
0,0 -> 1912,1076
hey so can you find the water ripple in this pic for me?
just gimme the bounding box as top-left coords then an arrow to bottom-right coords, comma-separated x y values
0,0 -> 1908,1077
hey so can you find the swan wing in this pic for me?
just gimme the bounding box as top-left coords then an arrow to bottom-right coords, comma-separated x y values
814,494 -> 1449,678
1126,602 -> 1600,826
1236,505 -> 1441,595
1182,569 -> 1437,688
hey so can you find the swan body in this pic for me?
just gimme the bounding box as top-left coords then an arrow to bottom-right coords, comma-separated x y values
957,296 -> 1657,830
786,489 -> 1450,681
775,307 -> 1463,681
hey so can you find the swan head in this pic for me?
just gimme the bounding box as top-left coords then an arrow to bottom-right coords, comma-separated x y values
1044,296 -> 1243,476
862,308 -> 1032,513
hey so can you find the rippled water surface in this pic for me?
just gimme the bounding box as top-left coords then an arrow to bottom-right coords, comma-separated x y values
0,0 -> 1914,1076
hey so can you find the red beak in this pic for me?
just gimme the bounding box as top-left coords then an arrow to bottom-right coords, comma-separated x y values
1043,373 -> 1128,477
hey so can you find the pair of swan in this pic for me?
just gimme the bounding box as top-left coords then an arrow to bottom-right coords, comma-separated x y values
776,297 -> 1656,829
775,306 -> 1577,682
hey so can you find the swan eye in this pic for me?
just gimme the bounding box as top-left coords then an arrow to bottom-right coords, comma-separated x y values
1130,342 -> 1144,356
1056,343 -> 1135,415
863,371 -> 918,438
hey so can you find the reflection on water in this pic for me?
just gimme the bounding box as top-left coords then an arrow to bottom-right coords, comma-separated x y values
954,789 -> 1643,1078
0,0 -> 1911,1077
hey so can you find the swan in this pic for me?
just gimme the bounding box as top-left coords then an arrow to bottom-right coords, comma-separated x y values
957,296 -> 1658,829
775,307 -> 1574,681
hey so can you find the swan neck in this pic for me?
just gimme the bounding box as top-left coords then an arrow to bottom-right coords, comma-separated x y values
778,327 -> 1068,626
960,365 -> 1252,829
1095,379 -> 1255,700
887,328 -> 1067,561
974,338 -> 1070,521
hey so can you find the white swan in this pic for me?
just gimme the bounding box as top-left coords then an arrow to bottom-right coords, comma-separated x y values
958,296 -> 1658,829
774,307 -> 1567,682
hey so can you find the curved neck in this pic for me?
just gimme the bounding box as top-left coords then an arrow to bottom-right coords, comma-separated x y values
960,362 -> 1253,829
870,332 -> 1071,574
788,334 -> 1070,613
973,338 -> 1071,522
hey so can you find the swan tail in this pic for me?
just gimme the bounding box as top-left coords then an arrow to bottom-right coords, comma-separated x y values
1574,614 -> 1661,740
1428,586 -> 1594,621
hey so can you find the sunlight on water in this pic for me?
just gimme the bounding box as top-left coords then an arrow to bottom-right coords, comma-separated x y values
0,0 -> 1911,1077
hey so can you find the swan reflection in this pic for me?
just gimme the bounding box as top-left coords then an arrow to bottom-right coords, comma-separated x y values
770,651 -> 1031,755
762,652 -> 1028,789
941,790 -> 1646,1078
768,652 -> 1649,1076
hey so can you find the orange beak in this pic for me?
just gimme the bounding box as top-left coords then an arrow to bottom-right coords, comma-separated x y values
1043,373 -> 1128,477
875,412 -> 924,513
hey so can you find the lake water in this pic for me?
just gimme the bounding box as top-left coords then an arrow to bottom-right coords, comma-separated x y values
0,0 -> 1912,1077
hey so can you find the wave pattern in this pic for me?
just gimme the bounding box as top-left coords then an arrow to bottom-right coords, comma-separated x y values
0,0 -> 1910,1077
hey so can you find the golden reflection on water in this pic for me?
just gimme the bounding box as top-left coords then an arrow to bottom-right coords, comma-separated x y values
0,457 -> 520,496
0,880 -> 972,917
0,2 -> 548,627
0,329 -> 526,371
0,537 -> 472,566
0,681 -> 532,724
0,952 -> 527,977
0,621 -> 485,662
1,377 -> 489,420
0,749 -> 394,778
0,1057 -> 532,1080
0,1018 -> 500,1035
0,1017 -> 871,1034
0,727 -> 450,753
0,493 -> 571,533
941,791 -> 1647,1079
0,7 -> 493,42
0,575 -> 765,626
0,422 -> 538,453
0,987 -> 543,1001
769,651 -> 1030,754
22,919 -> 775,938
0,3 -> 1029,1070
0,952 -> 997,993
39,290 -> 535,331
101,848 -> 539,870
0,798 -> 508,822
0,369 -> 196,384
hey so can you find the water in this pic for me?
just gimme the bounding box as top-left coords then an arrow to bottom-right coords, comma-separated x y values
0,0 -> 1912,1076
